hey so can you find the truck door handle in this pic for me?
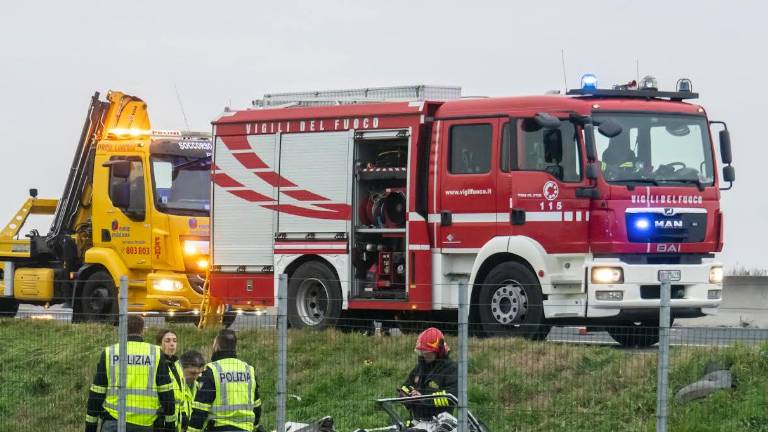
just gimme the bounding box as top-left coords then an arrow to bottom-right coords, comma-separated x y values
440,211 -> 452,226
511,208 -> 526,225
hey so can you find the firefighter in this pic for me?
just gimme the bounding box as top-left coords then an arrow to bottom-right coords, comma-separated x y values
399,327 -> 458,421
156,329 -> 187,432
188,329 -> 262,432
600,132 -> 637,179
85,315 -> 176,432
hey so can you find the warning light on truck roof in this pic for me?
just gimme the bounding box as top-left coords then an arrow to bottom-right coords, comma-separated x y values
581,74 -> 598,90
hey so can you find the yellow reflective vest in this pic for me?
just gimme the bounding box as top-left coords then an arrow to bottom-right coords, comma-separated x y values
103,342 -> 174,427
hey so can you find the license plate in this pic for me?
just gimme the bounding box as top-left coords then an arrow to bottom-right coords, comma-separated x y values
658,270 -> 682,282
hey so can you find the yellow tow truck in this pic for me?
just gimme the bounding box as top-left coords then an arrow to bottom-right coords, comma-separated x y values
0,91 -> 212,321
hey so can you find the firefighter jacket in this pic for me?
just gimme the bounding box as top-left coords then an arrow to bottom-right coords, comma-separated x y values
401,356 -> 459,420
85,336 -> 176,432
188,351 -> 262,432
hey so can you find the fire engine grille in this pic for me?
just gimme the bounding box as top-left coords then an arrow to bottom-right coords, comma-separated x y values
640,285 -> 686,299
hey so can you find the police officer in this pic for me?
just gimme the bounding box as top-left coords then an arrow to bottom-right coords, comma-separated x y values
188,329 -> 262,432
85,315 -> 176,432
179,350 -> 206,430
156,329 -> 186,432
399,327 -> 458,421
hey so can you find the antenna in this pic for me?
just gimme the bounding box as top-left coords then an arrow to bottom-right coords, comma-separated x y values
173,83 -> 191,130
635,59 -> 640,85
560,49 -> 569,92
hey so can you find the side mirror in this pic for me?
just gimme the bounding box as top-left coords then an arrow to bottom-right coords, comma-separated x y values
534,112 -> 561,129
598,119 -> 623,138
104,160 -> 132,179
722,165 -> 735,183
543,129 -> 563,163
584,124 -> 597,161
111,182 -> 131,209
719,130 -> 732,164
586,162 -> 598,180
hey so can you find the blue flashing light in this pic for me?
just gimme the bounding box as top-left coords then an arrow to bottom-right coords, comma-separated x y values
634,218 -> 650,230
581,74 -> 599,90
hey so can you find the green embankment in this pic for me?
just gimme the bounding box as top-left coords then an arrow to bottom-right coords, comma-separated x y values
1,319 -> 767,431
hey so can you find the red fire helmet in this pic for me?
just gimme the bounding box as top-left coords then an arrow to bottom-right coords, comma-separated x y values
415,327 -> 449,357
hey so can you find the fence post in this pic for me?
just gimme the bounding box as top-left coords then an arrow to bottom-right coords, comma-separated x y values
458,281 -> 469,432
656,271 -> 672,432
117,276 -> 128,432
276,274 -> 288,432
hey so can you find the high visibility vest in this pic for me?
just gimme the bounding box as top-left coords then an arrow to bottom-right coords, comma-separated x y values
170,360 -> 189,431
203,358 -> 258,431
103,342 -> 169,427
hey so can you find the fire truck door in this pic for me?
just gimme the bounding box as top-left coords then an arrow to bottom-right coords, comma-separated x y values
498,118 -> 590,253
437,119 -> 500,250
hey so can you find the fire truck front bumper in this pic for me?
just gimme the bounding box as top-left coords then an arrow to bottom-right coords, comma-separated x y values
585,261 -> 723,319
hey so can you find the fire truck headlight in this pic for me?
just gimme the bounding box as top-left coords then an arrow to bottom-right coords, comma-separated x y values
709,266 -> 724,284
153,278 -> 183,292
581,73 -> 598,90
591,267 -> 624,284
184,240 -> 210,256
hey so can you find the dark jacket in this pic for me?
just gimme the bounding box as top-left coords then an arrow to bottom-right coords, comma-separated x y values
188,350 -> 262,432
85,336 -> 176,432
401,356 -> 458,420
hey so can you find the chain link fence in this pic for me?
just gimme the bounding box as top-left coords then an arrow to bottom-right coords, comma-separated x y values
1,276 -> 768,431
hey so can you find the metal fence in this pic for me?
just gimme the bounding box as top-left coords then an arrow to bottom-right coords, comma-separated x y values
1,276 -> 768,432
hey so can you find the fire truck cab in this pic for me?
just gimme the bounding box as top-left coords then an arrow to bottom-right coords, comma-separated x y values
210,81 -> 733,346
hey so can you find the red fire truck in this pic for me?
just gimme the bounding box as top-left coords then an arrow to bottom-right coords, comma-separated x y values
209,80 -> 734,346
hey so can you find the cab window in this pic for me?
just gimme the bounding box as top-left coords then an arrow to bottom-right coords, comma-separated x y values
518,119 -> 582,182
108,157 -> 146,220
449,124 -> 492,174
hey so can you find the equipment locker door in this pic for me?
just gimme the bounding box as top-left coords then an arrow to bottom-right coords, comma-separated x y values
437,119 -> 500,250
276,131 -> 353,235
497,117 -> 591,253
212,134 -> 278,269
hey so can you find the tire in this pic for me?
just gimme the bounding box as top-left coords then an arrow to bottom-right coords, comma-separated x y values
287,261 -> 342,330
0,297 -> 19,318
607,321 -> 660,347
79,271 -> 118,323
476,261 -> 550,339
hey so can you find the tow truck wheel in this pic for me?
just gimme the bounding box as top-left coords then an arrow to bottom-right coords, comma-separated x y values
288,261 -> 342,330
607,321 -> 660,348
79,271 -> 118,323
0,297 -> 19,318
477,261 -> 549,339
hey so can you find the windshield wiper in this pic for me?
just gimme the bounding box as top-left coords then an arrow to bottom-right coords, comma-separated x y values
658,178 -> 707,191
609,179 -> 659,190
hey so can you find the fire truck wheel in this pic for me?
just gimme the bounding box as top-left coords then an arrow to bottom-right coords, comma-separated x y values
288,261 -> 342,330
606,321 -> 660,348
477,261 -> 549,339
0,297 -> 19,317
79,271 -> 118,323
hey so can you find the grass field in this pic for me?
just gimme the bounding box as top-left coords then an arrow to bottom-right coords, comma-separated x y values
1,319 -> 767,431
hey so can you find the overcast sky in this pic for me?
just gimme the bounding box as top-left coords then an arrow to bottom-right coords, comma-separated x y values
0,1 -> 764,269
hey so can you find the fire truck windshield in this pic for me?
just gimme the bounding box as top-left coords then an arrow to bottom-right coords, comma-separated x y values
151,155 -> 211,216
594,113 -> 714,187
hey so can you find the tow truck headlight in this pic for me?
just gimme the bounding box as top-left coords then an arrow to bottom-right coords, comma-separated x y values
709,266 -> 724,284
184,240 -> 210,256
591,267 -> 624,284
153,278 -> 183,292
196,258 -> 209,271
